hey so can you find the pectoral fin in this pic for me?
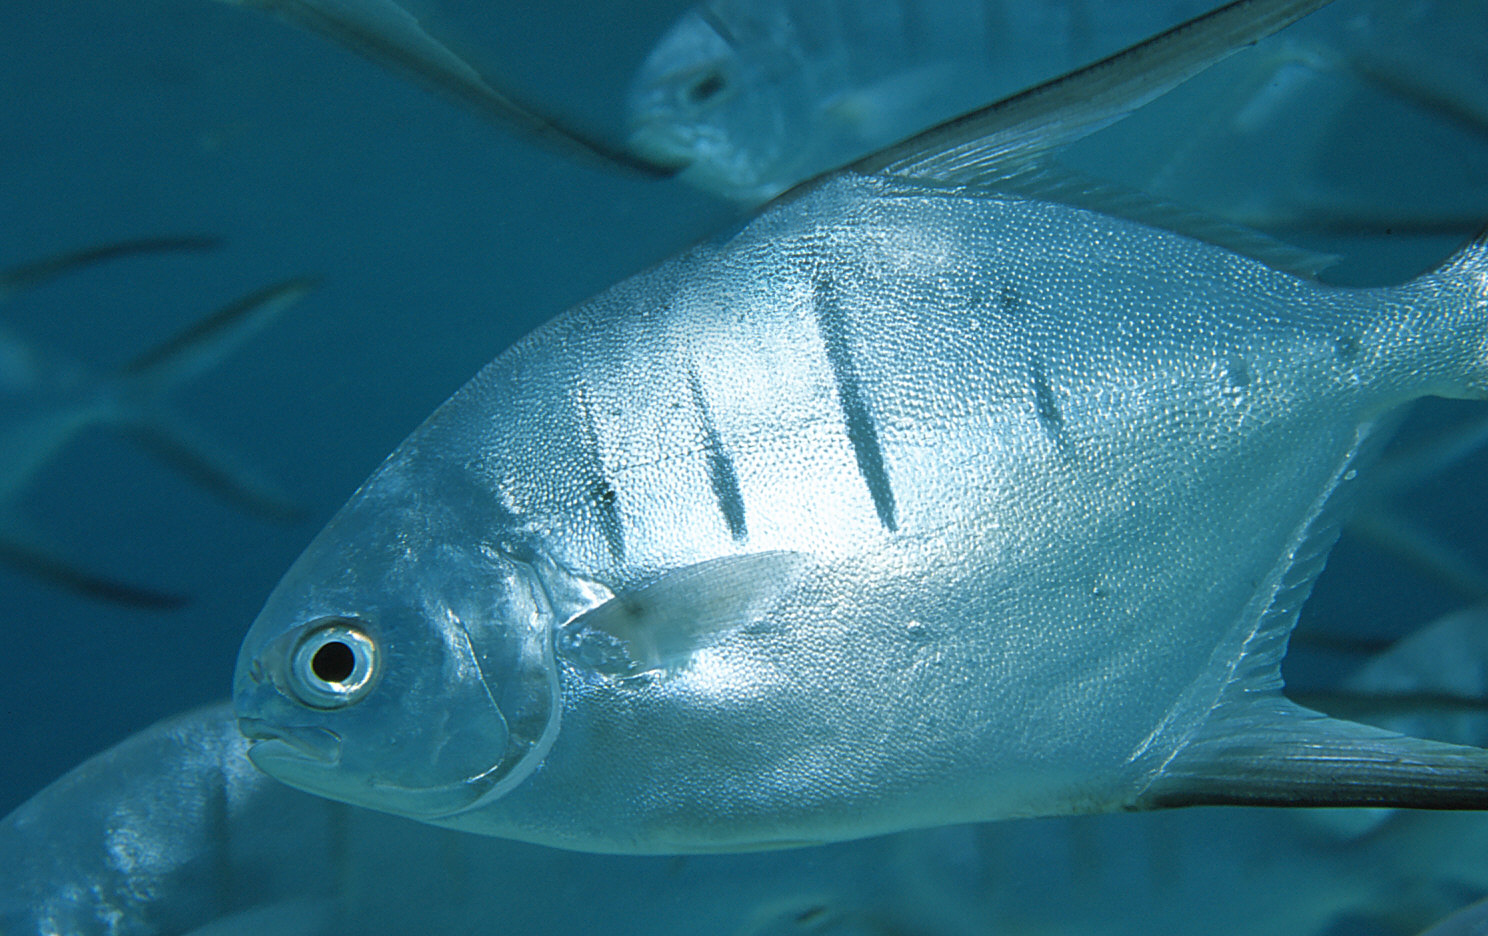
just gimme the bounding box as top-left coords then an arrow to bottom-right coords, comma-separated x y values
562,551 -> 811,677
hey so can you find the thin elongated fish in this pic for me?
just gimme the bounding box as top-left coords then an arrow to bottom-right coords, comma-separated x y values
211,0 -> 673,177
0,240 -> 313,606
235,0 -> 1488,853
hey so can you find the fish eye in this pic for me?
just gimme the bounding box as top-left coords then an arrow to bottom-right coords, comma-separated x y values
685,69 -> 727,105
288,619 -> 379,709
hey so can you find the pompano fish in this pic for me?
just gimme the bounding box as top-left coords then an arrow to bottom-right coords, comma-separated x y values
626,0 -> 1488,210
0,239 -> 313,606
625,0 -> 1223,203
0,703 -> 956,936
235,0 -> 1488,853
210,0 -> 1488,236
9,695 -> 1488,935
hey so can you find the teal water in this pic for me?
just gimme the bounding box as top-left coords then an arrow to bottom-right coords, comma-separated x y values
2,1 -> 1488,932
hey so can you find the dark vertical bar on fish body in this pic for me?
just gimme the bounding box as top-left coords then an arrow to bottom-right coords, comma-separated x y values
1031,360 -> 1065,442
687,367 -> 748,541
812,272 -> 898,532
575,386 -> 626,560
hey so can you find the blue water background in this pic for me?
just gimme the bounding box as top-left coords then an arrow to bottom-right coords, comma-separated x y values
1,0 -> 1486,911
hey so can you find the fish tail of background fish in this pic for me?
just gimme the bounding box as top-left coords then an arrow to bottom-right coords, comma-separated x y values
112,277 -> 319,522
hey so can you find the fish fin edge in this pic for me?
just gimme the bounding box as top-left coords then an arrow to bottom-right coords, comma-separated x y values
847,0 -> 1336,189
1136,694 -> 1488,811
562,550 -> 811,677
0,530 -> 188,609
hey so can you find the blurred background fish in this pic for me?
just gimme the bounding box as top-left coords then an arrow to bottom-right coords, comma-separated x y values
3,0 -> 1488,929
203,0 -> 1488,262
0,238 -> 313,607
622,0 -> 1488,223
14,602 -> 1488,934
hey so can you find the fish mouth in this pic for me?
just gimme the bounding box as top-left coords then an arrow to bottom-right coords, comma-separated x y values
624,122 -> 703,171
238,717 -> 341,765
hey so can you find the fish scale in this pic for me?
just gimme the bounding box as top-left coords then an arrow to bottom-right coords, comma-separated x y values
233,0 -> 1488,854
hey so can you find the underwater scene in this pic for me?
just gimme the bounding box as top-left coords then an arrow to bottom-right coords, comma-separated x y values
5,0 -> 1488,932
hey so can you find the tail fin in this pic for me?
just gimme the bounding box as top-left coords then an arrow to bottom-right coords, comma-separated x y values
116,276 -> 319,521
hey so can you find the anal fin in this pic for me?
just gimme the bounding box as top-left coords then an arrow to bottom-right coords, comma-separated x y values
1137,695 -> 1488,811
1132,416 -> 1488,812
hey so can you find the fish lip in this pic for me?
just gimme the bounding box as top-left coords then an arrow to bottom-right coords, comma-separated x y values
624,126 -> 698,171
238,717 -> 341,765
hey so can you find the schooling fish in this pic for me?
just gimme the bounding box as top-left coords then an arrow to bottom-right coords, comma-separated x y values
626,0 -> 1488,210
0,703 -> 952,936
0,239 -> 313,606
209,0 -> 1488,236
7,703 -> 1487,935
235,0 -> 1488,853
624,0 -> 1222,203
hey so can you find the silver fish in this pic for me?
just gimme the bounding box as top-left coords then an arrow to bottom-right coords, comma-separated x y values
235,0 -> 1488,853
11,692 -> 1488,935
625,0 -> 1221,203
626,0 -> 1488,211
0,239 -> 314,606
0,703 -> 964,936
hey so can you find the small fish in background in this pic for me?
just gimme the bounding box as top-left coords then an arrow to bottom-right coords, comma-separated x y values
208,0 -> 677,178
233,0 -> 1488,854
625,0 -> 1488,218
203,0 -> 1488,252
16,616 -> 1488,935
0,702 -> 922,936
0,238 -> 316,607
624,0 -> 1225,203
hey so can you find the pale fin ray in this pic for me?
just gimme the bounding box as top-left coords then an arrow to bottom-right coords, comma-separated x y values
1138,695 -> 1488,810
125,415 -> 307,523
122,277 -> 318,388
1137,419 -> 1488,810
562,551 -> 810,677
989,165 -> 1340,279
853,0 -> 1337,187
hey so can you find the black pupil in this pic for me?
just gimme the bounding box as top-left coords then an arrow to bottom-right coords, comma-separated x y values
688,71 -> 725,104
311,641 -> 357,684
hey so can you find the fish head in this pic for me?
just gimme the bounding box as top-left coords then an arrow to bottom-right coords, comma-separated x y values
624,4 -> 802,203
233,447 -> 561,821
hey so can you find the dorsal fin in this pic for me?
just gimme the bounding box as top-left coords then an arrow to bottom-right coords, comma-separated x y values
991,165 -> 1339,279
849,0 -> 1337,189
